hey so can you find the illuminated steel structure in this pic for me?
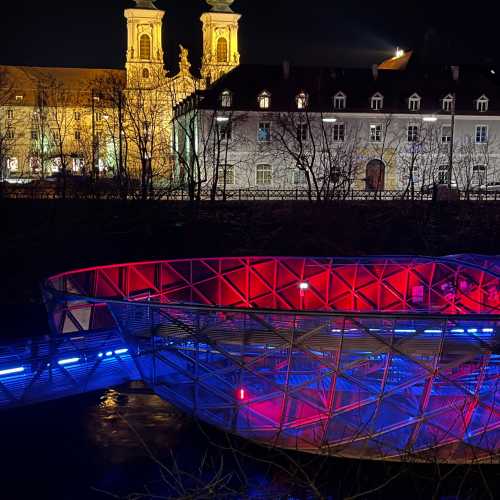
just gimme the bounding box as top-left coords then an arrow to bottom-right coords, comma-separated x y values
38,256 -> 500,462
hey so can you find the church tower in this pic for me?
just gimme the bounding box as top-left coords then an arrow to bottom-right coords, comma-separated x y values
124,0 -> 165,85
201,0 -> 241,85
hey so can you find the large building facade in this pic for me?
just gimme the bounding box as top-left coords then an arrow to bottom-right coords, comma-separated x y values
0,0 -> 241,188
174,59 -> 500,198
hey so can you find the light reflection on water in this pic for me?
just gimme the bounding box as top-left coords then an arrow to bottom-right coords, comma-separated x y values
86,382 -> 191,463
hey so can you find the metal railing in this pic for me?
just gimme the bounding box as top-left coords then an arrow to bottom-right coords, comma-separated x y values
3,185 -> 500,202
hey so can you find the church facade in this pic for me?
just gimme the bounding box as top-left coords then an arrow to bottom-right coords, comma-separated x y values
0,0 -> 241,190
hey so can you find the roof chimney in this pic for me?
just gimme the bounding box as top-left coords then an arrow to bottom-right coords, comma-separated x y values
451,65 -> 460,82
372,64 -> 379,80
282,60 -> 290,80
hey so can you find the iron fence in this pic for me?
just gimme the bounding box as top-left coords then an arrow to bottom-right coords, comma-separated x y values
3,185 -> 500,202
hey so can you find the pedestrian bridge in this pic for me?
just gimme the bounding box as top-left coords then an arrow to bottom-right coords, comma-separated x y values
3,256 -> 500,463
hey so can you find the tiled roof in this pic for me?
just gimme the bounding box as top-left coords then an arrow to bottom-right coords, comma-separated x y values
0,65 -> 126,106
193,63 -> 500,115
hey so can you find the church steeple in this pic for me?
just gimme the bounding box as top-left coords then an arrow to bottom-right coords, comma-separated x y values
125,0 -> 165,85
201,0 -> 241,85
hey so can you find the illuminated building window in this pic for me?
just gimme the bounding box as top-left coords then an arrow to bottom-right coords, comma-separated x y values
333,92 -> 346,110
217,37 -> 228,63
296,123 -> 308,141
371,92 -> 384,111
7,157 -> 18,172
217,121 -> 232,141
441,125 -> 452,143
140,34 -> 151,60
472,165 -> 486,186
222,164 -> 235,185
407,124 -> 419,142
442,94 -> 454,112
220,90 -> 232,108
333,123 -> 345,142
72,157 -> 84,173
476,95 -> 489,113
408,93 -> 421,111
475,124 -> 488,143
294,169 -> 307,185
369,124 -> 382,142
296,92 -> 308,110
256,164 -> 272,186
438,165 -> 450,184
257,122 -> 271,142
142,68 -> 150,79
15,95 -> 23,102
258,91 -> 271,109
29,157 -> 40,173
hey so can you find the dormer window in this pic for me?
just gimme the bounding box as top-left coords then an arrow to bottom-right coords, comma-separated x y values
371,92 -> 384,111
408,93 -> 421,111
258,91 -> 271,109
333,92 -> 346,110
442,94 -> 454,112
296,92 -> 308,110
476,95 -> 489,113
220,90 -> 232,108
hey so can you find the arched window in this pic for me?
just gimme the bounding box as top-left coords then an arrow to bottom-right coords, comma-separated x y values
142,68 -> 150,79
333,92 -> 346,110
140,34 -> 151,60
408,93 -> 421,111
217,37 -> 228,63
258,91 -> 271,109
476,95 -> 489,113
296,92 -> 308,110
442,94 -> 454,112
371,92 -> 384,111
220,90 -> 232,108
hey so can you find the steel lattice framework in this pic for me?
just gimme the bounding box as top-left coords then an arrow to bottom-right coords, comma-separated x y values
41,256 -> 500,462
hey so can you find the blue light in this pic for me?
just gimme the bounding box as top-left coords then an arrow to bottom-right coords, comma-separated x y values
424,329 -> 442,333
395,329 -> 416,333
105,351 -> 113,357
57,357 -> 80,366
114,349 -> 129,355
98,352 -> 104,358
451,329 -> 465,333
467,328 -> 478,333
0,366 -> 24,376
482,328 -> 494,333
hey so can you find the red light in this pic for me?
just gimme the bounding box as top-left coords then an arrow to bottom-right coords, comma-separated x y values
238,388 -> 245,400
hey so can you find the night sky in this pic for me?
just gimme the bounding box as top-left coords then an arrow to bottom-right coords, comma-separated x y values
1,0 -> 498,72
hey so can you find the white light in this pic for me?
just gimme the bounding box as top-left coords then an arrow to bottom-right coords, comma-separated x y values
395,329 -> 416,333
467,328 -> 478,333
451,329 -> 465,333
423,116 -> 438,122
482,328 -> 494,333
322,117 -> 337,123
98,352 -> 104,358
395,47 -> 405,58
0,366 -> 24,376
105,351 -> 113,357
216,116 -> 229,122
424,329 -> 442,333
299,282 -> 309,290
114,349 -> 129,355
57,357 -> 80,366
491,69 -> 496,75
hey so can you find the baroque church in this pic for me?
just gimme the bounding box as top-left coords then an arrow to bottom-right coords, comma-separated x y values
0,0 -> 241,183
